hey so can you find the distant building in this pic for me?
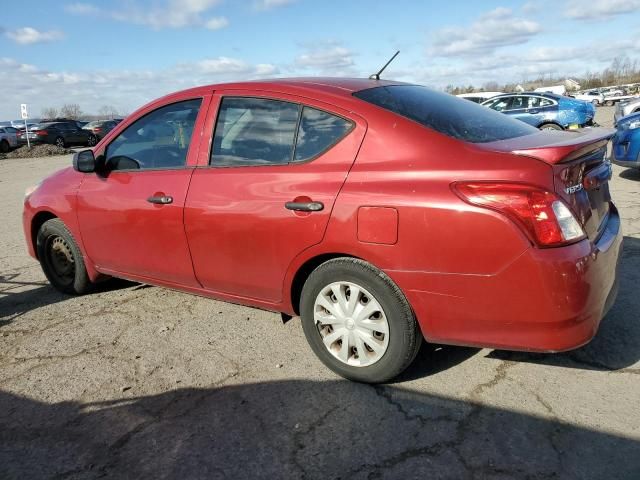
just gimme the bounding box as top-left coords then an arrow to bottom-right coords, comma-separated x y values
564,78 -> 581,91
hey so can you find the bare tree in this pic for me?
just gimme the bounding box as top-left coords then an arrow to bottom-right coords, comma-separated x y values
41,107 -> 58,120
60,103 -> 83,120
97,105 -> 119,119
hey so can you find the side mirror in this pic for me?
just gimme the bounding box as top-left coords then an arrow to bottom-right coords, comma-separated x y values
73,150 -> 96,173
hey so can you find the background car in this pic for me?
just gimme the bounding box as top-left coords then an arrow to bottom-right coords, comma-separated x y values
481,92 -> 595,130
82,120 -> 119,140
614,97 -> 640,124
10,119 -> 41,129
18,121 -> 97,147
456,91 -> 504,103
0,126 -> 18,152
611,112 -> 640,169
572,91 -> 605,105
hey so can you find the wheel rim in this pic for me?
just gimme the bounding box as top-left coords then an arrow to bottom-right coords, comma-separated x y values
56,138 -> 64,147
314,281 -> 389,367
88,136 -> 96,146
46,236 -> 75,285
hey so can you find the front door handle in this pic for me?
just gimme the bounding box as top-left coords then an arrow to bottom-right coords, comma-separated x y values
285,201 -> 324,212
147,195 -> 173,205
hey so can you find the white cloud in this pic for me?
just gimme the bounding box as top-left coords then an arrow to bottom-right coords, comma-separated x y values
0,56 -> 280,119
5,27 -> 64,45
565,0 -> 640,20
253,0 -> 296,11
65,2 -> 100,15
204,16 -> 229,30
295,46 -> 354,69
65,0 -> 227,30
430,7 -> 541,57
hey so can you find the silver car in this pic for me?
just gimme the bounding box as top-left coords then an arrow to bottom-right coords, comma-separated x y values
615,97 -> 640,124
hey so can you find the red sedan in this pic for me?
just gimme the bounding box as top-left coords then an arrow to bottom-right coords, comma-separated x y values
23,78 -> 621,383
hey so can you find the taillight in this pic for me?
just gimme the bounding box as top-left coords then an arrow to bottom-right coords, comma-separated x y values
94,128 -> 103,132
452,182 -> 586,247
35,130 -> 48,136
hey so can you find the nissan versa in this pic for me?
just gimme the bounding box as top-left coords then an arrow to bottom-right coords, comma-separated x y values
23,78 -> 621,383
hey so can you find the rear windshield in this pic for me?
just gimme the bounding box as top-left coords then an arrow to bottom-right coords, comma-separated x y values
353,85 -> 537,143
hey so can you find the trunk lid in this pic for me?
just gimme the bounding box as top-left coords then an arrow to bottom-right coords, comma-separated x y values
479,128 -> 615,242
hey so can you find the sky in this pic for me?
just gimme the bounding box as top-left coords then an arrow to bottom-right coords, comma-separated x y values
1,0 -> 639,120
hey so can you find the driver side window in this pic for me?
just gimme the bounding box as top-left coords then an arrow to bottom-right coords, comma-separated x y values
106,98 -> 202,171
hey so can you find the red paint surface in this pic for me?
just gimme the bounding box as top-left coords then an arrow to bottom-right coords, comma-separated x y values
23,78 -> 622,352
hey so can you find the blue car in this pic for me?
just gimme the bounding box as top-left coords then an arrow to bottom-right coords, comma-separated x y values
481,92 -> 595,130
611,112 -> 640,169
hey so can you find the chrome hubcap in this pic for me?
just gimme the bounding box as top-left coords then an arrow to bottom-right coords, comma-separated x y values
314,281 -> 389,367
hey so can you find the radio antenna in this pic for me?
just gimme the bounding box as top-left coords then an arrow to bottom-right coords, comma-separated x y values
369,50 -> 400,80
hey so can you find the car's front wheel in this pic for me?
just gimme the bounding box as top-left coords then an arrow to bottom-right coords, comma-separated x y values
37,218 -> 91,295
300,258 -> 422,383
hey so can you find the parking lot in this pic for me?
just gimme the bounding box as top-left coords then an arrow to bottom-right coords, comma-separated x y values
1,107 -> 638,479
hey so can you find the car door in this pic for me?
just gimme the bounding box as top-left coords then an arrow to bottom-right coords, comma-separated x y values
76,96 -> 210,286
502,95 -> 537,126
184,92 -> 367,303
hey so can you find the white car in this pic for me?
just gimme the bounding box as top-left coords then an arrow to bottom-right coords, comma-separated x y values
572,91 -> 605,106
0,127 -> 18,153
456,91 -> 504,103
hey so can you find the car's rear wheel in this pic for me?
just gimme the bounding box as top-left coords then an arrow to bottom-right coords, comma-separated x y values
539,123 -> 563,131
300,258 -> 422,383
87,135 -> 97,146
37,218 -> 91,295
0,140 -> 9,153
54,137 -> 65,148
592,100 -> 599,106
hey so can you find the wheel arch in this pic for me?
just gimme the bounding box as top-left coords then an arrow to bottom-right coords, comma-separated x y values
31,211 -> 58,260
289,252 -> 362,316
537,121 -> 564,130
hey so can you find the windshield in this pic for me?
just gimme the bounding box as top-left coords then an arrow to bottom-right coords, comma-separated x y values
353,85 -> 537,143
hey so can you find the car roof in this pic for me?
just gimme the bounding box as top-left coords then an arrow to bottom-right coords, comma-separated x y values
151,77 -> 409,104
492,92 -> 560,98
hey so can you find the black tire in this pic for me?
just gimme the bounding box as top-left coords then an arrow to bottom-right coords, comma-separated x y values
0,140 -> 9,153
300,258 -> 422,383
54,137 -> 65,148
87,135 -> 97,147
539,123 -> 563,131
37,218 -> 91,295
592,100 -> 599,106
606,100 -> 614,107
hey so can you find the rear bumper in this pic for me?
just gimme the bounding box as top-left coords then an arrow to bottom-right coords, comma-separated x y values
18,138 -> 46,145
388,207 -> 623,352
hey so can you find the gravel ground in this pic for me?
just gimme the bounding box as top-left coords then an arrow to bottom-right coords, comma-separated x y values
1,106 -> 638,479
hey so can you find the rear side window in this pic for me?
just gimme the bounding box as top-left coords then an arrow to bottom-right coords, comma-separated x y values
354,85 -> 537,143
294,107 -> 353,162
212,97 -> 300,166
211,98 -> 353,166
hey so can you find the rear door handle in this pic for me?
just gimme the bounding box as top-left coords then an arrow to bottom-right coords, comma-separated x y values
285,201 -> 324,212
147,195 -> 173,204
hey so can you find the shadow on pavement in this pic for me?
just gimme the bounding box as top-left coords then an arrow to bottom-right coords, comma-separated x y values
488,236 -> 640,372
0,275 -> 138,327
397,343 -> 480,382
618,168 -> 640,180
1,380 -> 638,479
